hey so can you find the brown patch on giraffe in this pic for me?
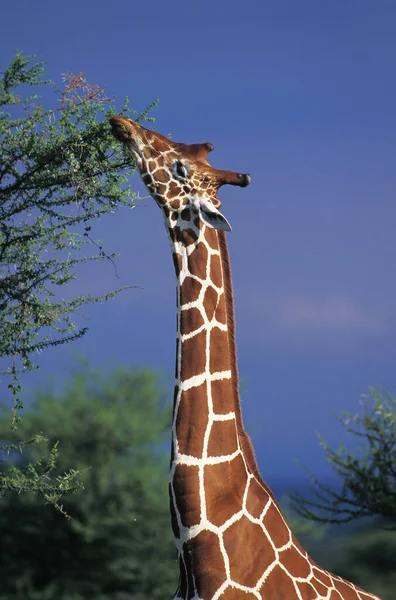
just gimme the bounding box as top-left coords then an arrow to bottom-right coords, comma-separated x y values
151,167 -> 169,183
207,418 -> 238,457
224,515 -> 276,588
187,241 -> 208,278
180,207 -> 191,221
147,159 -> 157,173
172,251 -> 182,274
220,587 -> 257,599
180,329 -> 206,381
156,182 -> 167,196
246,476 -> 270,519
180,306 -> 204,335
296,581 -> 318,599
205,227 -> 219,250
169,181 -> 181,198
187,530 -> 227,599
220,588 -> 257,599
312,567 -> 333,588
180,276 -> 202,305
211,378 -> 234,414
173,226 -> 199,246
203,285 -> 219,321
210,328 -> 231,373
169,485 -> 180,538
279,545 -> 311,578
259,565 -> 299,599
210,254 -> 223,289
176,386 -> 208,458
156,154 -> 165,167
262,502 -> 291,548
183,185 -> 191,194
204,453 -> 247,526
169,198 -> 181,210
172,464 -> 201,527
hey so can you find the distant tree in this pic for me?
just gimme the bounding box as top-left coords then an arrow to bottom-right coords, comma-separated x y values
0,364 -> 177,600
0,51 -> 158,500
290,388 -> 396,525
323,522 -> 396,600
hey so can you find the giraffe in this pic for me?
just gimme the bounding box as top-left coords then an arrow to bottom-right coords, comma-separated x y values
109,116 -> 381,600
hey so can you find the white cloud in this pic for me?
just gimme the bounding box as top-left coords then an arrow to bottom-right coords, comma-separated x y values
240,289 -> 388,335
279,295 -> 386,333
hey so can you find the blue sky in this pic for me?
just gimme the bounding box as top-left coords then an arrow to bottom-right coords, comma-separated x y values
1,1 -> 396,490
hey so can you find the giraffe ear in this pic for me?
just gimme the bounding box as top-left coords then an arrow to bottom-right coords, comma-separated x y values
197,198 -> 232,232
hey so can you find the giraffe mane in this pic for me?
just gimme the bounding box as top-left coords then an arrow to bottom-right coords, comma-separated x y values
218,230 -> 278,503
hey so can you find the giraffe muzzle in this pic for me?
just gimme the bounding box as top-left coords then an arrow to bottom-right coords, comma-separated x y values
109,117 -> 133,143
218,170 -> 251,188
239,174 -> 251,187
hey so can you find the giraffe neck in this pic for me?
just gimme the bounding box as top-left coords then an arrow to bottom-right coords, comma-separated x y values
165,219 -> 379,600
109,115 -> 380,600
170,221 -> 275,501
170,223 -> 241,512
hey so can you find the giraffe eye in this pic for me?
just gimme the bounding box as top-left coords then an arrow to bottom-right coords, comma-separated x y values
172,160 -> 189,181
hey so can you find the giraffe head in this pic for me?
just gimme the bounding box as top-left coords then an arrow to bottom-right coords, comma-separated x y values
109,116 -> 250,232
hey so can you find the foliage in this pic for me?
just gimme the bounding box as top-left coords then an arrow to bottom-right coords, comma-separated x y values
0,433 -> 83,515
0,51 -> 158,499
0,51 -> 157,417
290,388 -> 396,526
319,521 -> 396,600
0,365 -> 177,600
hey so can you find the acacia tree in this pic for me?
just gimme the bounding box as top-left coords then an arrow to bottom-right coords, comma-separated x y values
290,388 -> 396,526
0,52 -> 157,502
